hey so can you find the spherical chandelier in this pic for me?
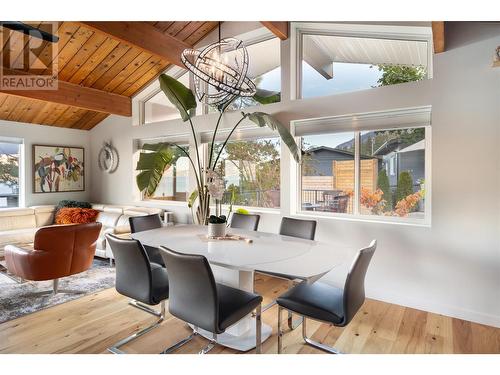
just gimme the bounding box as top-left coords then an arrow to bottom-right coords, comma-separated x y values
181,31 -> 256,109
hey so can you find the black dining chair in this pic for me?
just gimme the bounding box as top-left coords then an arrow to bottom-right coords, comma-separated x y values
129,214 -> 164,266
256,217 -> 317,329
276,240 -> 377,354
105,234 -> 169,354
279,216 -> 317,240
159,246 -> 264,354
230,212 -> 261,231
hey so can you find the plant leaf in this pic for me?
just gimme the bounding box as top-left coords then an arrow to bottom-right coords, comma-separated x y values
188,190 -> 199,208
253,89 -> 281,105
158,74 -> 197,122
246,112 -> 301,163
136,143 -> 177,197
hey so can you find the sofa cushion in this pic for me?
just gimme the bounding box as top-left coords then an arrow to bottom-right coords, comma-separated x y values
0,208 -> 36,231
101,205 -> 135,214
0,227 -> 38,247
32,205 -> 56,227
96,211 -> 121,228
124,207 -> 164,216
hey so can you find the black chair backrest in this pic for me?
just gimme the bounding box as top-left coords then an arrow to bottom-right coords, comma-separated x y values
159,247 -> 219,333
279,217 -> 317,240
342,240 -> 377,325
106,234 -> 153,304
230,212 -> 260,231
129,214 -> 162,234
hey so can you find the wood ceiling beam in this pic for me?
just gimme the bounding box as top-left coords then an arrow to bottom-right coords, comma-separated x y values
260,22 -> 289,40
432,21 -> 445,53
80,22 -> 191,67
0,68 -> 131,116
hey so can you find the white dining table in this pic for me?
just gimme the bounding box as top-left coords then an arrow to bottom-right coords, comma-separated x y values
131,224 -> 353,352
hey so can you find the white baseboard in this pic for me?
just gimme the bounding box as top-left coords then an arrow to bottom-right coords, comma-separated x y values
367,289 -> 500,328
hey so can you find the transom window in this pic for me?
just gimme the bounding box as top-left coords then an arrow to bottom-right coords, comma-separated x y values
143,71 -> 190,124
295,23 -> 432,99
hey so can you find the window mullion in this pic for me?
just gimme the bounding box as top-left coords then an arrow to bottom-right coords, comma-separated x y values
354,131 -> 360,216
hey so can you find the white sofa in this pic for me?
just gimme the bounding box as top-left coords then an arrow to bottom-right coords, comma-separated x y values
90,204 -> 164,260
0,204 -> 164,260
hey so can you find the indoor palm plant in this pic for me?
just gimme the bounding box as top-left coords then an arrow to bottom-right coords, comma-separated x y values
136,73 -> 300,225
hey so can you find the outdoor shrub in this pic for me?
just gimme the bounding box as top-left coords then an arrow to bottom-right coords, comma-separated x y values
395,171 -> 414,204
377,169 -> 392,211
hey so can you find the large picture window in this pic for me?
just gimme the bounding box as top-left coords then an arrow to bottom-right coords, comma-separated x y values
0,141 -> 21,208
212,137 -> 281,209
295,107 -> 431,223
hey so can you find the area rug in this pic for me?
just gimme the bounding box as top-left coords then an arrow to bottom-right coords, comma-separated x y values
0,258 -> 115,324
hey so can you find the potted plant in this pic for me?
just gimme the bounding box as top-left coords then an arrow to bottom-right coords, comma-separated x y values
208,215 -> 227,238
136,74 -> 301,225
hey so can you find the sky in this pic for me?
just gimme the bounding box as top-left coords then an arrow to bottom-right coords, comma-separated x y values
258,61 -> 383,98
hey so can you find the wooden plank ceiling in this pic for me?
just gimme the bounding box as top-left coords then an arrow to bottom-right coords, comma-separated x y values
0,21 -> 218,130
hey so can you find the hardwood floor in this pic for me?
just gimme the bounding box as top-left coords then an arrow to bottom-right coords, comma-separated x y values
0,275 -> 499,354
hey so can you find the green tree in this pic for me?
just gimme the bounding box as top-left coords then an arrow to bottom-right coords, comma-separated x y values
377,169 -> 392,211
395,171 -> 414,204
375,64 -> 426,86
214,139 -> 281,207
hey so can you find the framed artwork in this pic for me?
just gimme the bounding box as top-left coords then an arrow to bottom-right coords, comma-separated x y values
33,145 -> 85,193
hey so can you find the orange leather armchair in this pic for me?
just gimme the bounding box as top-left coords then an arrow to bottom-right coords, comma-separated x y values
5,222 -> 102,294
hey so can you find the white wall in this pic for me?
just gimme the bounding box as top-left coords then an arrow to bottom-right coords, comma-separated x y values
0,120 -> 91,207
89,22 -> 500,327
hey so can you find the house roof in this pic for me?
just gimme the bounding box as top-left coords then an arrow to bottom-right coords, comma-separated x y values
306,145 -> 378,160
398,139 -> 425,153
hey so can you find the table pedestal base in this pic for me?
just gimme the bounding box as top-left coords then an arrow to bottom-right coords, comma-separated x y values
191,318 -> 272,352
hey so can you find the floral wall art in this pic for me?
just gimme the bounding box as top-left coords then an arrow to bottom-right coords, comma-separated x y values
33,145 -> 85,193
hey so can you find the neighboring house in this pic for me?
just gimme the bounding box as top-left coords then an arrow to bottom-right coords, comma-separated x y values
303,146 -> 379,176
374,139 -> 425,187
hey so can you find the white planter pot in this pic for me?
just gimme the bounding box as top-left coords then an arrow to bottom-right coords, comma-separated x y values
208,222 -> 226,238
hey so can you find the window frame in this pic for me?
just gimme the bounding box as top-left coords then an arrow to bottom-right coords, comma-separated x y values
290,108 -> 432,227
290,22 -> 434,101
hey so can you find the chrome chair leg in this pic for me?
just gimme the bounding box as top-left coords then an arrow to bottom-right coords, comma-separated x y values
199,332 -> 217,354
255,303 -> 262,354
301,316 -> 342,354
162,328 -> 198,354
129,300 -> 163,317
260,300 -> 276,313
108,300 -> 166,354
287,312 -> 303,330
277,306 -> 283,354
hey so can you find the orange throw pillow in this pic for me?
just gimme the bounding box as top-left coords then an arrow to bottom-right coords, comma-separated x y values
55,207 -> 99,225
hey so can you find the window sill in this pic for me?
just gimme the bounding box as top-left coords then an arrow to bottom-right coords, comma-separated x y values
293,210 -> 431,228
